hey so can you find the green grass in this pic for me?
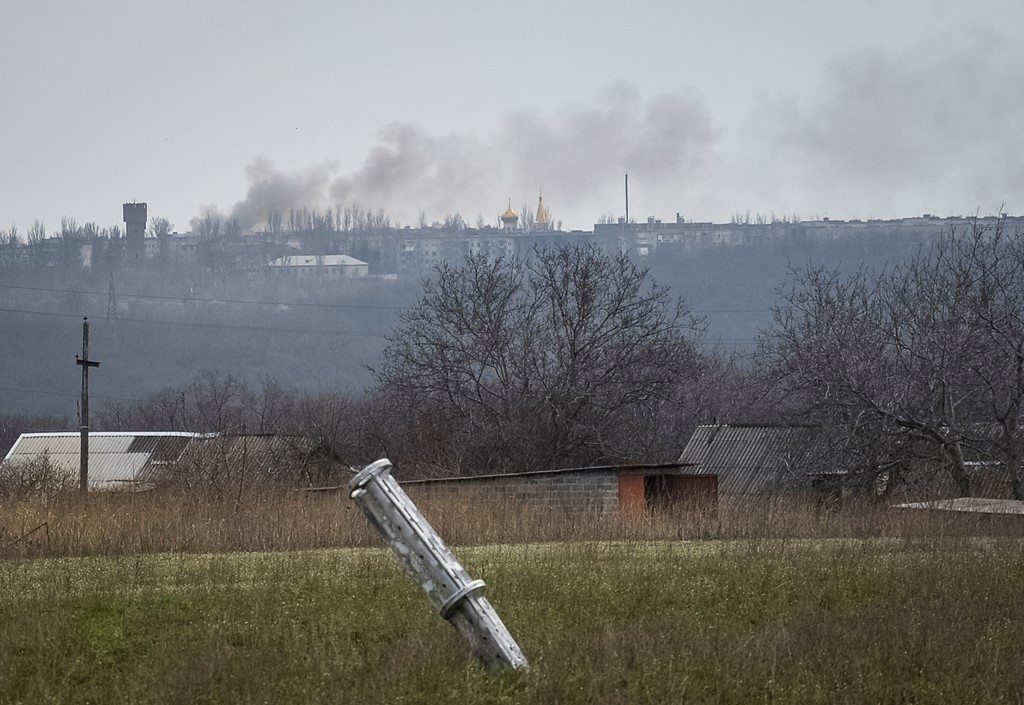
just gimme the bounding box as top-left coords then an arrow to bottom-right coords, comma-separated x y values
2,538 -> 1024,704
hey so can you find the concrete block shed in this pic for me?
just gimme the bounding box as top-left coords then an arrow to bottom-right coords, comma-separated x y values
402,463 -> 717,517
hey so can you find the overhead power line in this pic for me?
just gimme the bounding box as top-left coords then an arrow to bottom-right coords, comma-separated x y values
0,307 -> 389,338
0,282 -> 405,311
0,385 -> 145,403
0,283 -> 772,315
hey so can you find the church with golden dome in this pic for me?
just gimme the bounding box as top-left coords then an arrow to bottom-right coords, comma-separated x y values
500,200 -> 519,231
500,192 -> 550,232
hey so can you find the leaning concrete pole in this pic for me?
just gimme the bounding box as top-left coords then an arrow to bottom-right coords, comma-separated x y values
349,459 -> 528,671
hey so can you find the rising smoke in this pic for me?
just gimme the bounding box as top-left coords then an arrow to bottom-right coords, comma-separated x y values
203,34 -> 1024,231
208,83 -> 715,232
723,31 -> 1024,219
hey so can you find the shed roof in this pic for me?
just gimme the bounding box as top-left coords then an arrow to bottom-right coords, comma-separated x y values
403,462 -> 698,485
678,425 -> 825,495
1,432 -> 206,490
176,433 -> 336,478
893,497 -> 1024,515
303,462 -> 699,493
2,432 -> 340,491
267,254 -> 367,267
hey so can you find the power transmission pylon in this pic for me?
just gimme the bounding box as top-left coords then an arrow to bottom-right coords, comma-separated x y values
106,271 -> 118,321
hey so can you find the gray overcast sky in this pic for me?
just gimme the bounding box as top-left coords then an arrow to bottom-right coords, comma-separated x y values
2,0 -> 1023,233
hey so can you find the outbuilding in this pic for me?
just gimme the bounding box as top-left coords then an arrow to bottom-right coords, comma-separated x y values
1,432 -> 344,491
401,462 -> 717,517
1,431 -> 205,491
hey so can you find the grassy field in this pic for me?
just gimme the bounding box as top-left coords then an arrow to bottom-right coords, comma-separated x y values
2,534 -> 1024,704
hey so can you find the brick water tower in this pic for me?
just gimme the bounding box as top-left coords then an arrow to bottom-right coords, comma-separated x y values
123,202 -> 147,262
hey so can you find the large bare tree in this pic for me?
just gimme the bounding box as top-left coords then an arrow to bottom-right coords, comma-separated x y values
761,219 -> 1024,498
374,245 -> 705,474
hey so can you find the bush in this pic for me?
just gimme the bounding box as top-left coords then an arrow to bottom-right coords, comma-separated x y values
0,451 -> 72,499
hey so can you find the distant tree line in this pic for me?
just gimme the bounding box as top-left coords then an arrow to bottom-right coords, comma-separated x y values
7,226 -> 1024,501
0,217 -> 129,271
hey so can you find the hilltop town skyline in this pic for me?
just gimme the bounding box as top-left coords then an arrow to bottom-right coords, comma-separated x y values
3,2 -> 1024,234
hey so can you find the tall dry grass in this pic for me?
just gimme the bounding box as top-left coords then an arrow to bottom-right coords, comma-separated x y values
2,486 -> 1019,559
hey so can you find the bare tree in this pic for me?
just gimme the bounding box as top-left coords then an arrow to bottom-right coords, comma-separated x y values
26,220 -> 45,245
265,211 -> 283,234
375,245 -> 705,473
442,212 -> 466,231
760,219 -> 1024,498
26,220 -> 46,268
520,203 -> 535,233
196,212 -> 222,238
367,208 -> 391,230
149,216 -> 173,238
59,217 -> 79,239
0,230 -> 18,268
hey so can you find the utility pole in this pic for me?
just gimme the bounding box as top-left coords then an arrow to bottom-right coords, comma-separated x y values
75,317 -> 100,494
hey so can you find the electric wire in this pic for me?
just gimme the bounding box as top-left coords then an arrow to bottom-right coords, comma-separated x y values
0,306 -> 389,338
0,283 -> 773,314
0,283 -> 406,312
0,385 -> 145,403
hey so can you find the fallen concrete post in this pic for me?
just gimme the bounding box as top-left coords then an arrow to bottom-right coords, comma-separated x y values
349,458 -> 528,671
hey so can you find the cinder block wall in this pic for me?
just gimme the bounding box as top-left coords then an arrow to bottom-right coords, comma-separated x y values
408,469 -> 620,515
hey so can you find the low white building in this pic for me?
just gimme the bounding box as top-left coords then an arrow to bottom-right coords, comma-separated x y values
1,432 -> 206,491
266,254 -> 369,279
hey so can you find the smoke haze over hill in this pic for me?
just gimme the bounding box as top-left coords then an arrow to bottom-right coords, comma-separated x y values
209,36 -> 1024,232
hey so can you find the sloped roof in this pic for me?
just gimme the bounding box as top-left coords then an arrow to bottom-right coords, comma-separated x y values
1,432 -> 206,490
678,425 -> 825,495
893,497 -> 1024,515
267,254 -> 367,267
176,434 -> 336,478
2,432 -> 342,491
402,462 -> 698,485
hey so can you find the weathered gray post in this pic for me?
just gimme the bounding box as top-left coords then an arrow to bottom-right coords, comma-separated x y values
75,316 -> 100,494
349,458 -> 528,671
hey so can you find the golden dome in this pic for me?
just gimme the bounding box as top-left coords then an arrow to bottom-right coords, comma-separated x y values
502,200 -> 518,220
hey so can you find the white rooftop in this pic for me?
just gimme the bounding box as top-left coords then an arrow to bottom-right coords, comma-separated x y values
2,432 -> 209,490
267,254 -> 367,267
893,497 -> 1024,515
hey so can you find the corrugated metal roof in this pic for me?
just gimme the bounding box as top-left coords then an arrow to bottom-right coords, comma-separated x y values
680,426 -> 1018,500
678,425 -> 823,495
3,432 -> 344,491
172,434 -> 342,486
2,432 -> 207,490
